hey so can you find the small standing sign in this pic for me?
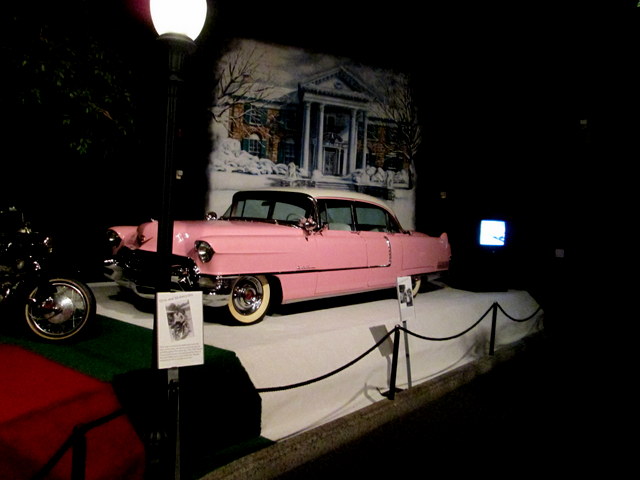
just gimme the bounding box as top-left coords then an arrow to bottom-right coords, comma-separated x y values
396,276 -> 416,322
396,276 -> 415,388
156,291 -> 204,369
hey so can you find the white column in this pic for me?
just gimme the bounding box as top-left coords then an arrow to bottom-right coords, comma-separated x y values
316,103 -> 325,175
347,108 -> 358,174
361,111 -> 369,169
301,101 -> 311,175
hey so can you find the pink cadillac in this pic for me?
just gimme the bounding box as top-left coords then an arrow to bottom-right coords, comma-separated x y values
104,188 -> 451,324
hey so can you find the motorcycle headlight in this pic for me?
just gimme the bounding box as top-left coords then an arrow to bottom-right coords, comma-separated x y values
195,240 -> 214,263
106,229 -> 122,250
42,236 -> 53,252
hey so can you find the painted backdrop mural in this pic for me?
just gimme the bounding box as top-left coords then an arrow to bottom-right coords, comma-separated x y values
207,39 -> 421,229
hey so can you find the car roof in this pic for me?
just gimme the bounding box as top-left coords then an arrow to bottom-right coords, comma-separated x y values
244,187 -> 390,207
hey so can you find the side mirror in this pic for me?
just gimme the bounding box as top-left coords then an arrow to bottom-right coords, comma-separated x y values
297,216 -> 318,233
205,212 -> 218,221
305,218 -> 318,232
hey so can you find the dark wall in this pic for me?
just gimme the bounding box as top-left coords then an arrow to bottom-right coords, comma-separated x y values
5,0 -> 635,316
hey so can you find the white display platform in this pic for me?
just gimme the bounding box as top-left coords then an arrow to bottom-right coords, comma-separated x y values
90,281 -> 543,441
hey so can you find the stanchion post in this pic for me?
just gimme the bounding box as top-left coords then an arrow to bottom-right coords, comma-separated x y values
168,367 -> 181,479
402,320 -> 412,389
489,302 -> 498,355
71,426 -> 86,480
388,326 -> 401,400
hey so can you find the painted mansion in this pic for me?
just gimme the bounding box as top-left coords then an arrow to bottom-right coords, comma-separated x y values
224,66 -> 415,193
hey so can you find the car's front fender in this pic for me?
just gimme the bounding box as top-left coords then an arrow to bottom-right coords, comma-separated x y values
107,226 -> 139,254
193,232 -> 318,276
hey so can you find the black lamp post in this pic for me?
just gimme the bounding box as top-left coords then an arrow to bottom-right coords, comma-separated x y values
150,0 -> 207,358
149,1 -> 207,478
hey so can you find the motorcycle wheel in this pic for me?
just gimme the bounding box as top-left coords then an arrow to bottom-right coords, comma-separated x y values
24,277 -> 96,341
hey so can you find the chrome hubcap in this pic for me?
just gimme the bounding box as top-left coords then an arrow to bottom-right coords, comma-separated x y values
232,277 -> 263,315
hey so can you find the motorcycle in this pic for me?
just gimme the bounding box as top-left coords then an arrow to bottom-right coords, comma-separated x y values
0,206 -> 96,342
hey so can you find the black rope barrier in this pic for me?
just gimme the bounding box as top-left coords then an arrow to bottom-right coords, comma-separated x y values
255,300 -> 541,395
32,408 -> 126,480
398,303 -> 495,342
496,303 -> 543,322
256,328 -> 397,393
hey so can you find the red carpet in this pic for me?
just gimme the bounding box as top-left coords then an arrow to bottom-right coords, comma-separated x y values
0,345 -> 145,479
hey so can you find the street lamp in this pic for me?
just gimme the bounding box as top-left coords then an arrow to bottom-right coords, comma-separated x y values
151,0 -> 208,41
150,0 -> 207,296
149,1 -> 207,478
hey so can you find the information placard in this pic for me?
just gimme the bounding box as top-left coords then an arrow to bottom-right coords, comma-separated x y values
396,276 -> 415,322
156,291 -> 204,369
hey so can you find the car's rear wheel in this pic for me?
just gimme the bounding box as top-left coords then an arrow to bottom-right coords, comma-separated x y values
228,275 -> 271,324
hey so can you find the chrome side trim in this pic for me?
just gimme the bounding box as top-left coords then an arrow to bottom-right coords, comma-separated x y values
369,235 -> 392,268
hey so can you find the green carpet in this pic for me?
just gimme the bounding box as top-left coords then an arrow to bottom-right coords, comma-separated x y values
1,315 -> 237,381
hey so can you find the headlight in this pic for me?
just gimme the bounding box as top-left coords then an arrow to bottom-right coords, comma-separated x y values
106,229 -> 122,250
42,236 -> 53,252
195,240 -> 214,263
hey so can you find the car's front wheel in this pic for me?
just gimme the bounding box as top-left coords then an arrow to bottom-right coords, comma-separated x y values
228,275 -> 271,325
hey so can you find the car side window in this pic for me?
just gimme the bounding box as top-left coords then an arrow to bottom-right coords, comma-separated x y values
319,200 -> 354,231
272,202 -> 307,223
354,203 -> 400,233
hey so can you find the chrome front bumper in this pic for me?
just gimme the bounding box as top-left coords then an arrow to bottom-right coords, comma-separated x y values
103,251 -> 235,308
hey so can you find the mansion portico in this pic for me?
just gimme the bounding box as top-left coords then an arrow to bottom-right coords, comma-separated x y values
299,67 -> 377,177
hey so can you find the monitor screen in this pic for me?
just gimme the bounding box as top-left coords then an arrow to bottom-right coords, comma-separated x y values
479,220 -> 506,247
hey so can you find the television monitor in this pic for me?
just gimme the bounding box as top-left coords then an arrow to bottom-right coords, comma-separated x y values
479,219 -> 506,247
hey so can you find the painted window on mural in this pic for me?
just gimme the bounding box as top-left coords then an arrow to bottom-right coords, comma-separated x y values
367,125 -> 379,141
279,137 -> 296,164
325,112 -> 348,138
242,134 -> 266,157
244,105 -> 267,126
279,109 -> 297,131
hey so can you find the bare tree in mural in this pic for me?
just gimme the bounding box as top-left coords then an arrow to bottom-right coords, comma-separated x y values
211,43 -> 276,134
373,73 -> 421,188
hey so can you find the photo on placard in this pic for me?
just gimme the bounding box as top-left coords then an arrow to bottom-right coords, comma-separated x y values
396,276 -> 415,322
398,283 -> 413,307
165,301 -> 194,342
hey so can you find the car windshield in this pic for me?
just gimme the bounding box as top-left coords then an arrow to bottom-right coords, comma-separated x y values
222,191 -> 315,225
